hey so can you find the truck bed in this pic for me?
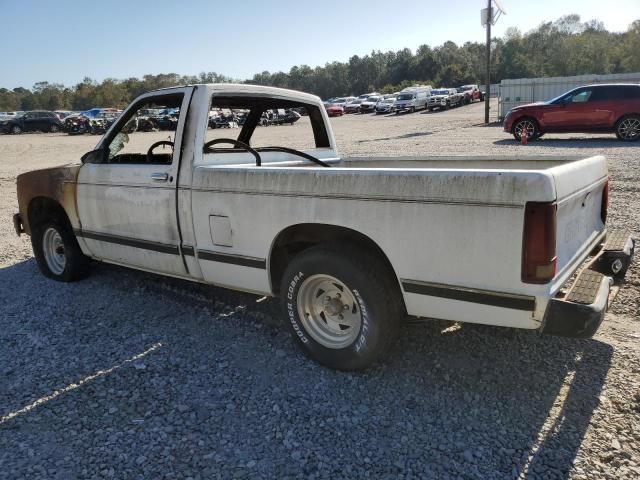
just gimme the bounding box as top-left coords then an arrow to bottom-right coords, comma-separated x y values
191,154 -> 607,329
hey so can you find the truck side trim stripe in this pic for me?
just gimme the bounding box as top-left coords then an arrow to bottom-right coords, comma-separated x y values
196,250 -> 266,269
401,279 -> 535,311
74,229 -> 179,255
186,187 -> 522,209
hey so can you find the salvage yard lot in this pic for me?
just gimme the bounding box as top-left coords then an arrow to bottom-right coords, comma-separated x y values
1,100 -> 638,479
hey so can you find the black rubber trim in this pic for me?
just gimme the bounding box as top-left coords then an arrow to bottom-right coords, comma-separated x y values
181,245 -> 195,257
197,250 -> 266,269
74,229 -> 179,255
401,279 -> 535,311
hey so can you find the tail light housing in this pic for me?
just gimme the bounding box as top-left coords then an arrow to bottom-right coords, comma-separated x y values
601,180 -> 609,224
522,201 -> 557,283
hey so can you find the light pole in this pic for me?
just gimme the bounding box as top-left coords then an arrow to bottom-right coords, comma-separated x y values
482,0 -> 505,124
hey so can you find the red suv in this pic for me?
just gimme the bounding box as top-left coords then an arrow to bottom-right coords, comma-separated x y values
503,83 -> 640,141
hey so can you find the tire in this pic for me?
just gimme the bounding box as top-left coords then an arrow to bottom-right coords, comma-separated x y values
464,96 -> 471,105
614,115 -> 640,141
281,244 -> 404,370
512,118 -> 539,141
32,218 -> 90,282
50,124 -> 60,133
410,106 -> 415,113
11,125 -> 22,134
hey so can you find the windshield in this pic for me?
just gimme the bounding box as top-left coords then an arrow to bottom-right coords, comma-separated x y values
431,90 -> 449,95
383,98 -> 395,103
333,98 -> 346,103
366,96 -> 380,102
396,94 -> 415,101
350,99 -> 362,104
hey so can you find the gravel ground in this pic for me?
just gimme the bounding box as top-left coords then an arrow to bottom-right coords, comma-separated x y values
0,100 -> 638,479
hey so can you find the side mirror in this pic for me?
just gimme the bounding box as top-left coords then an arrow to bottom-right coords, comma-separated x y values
81,148 -> 106,164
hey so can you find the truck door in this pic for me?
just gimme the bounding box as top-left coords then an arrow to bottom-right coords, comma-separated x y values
76,87 -> 194,276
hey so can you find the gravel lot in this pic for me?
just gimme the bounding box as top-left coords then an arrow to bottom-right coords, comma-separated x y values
1,100 -> 638,479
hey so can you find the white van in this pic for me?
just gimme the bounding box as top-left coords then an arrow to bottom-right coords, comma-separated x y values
394,86 -> 432,113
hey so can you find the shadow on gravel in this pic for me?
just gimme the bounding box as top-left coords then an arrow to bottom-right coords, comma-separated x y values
0,259 -> 613,479
493,137 -> 636,148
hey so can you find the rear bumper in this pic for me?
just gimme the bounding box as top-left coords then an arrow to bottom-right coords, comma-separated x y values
541,232 -> 635,338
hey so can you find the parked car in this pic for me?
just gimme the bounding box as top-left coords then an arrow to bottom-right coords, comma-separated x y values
64,114 -> 91,135
375,97 -> 396,114
0,111 -> 64,134
344,99 -> 363,113
325,104 -> 344,117
394,86 -> 431,113
457,84 -> 483,104
155,108 -> 180,130
328,97 -> 356,108
503,83 -> 640,141
357,92 -> 380,100
0,111 -> 21,120
427,88 -> 464,111
13,84 -> 634,371
359,95 -> 382,113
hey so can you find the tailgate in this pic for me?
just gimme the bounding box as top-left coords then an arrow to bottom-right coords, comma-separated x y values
552,156 -> 608,278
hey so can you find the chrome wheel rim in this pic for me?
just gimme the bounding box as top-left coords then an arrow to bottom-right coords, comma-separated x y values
297,274 -> 362,349
514,120 -> 536,138
618,118 -> 640,140
42,227 -> 66,275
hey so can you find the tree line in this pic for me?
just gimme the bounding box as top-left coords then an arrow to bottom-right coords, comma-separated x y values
1,15 -> 638,112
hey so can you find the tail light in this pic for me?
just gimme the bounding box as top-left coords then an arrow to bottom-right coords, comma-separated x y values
601,180 -> 609,224
522,201 -> 557,283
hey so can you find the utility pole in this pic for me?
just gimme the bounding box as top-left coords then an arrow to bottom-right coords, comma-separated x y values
484,0 -> 491,124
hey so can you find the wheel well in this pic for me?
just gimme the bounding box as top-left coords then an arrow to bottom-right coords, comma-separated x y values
27,197 -> 70,233
615,113 -> 640,125
269,223 -> 401,297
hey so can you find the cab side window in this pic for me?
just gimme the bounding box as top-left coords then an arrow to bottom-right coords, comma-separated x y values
103,94 -> 184,165
204,97 -> 330,154
569,89 -> 592,103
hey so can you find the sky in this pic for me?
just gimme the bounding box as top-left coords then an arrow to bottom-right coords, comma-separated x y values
2,0 -> 639,89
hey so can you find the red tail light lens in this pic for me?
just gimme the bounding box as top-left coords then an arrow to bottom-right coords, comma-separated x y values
601,180 -> 609,224
522,201 -> 557,283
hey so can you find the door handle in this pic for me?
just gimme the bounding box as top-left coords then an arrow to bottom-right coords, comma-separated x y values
150,172 -> 169,182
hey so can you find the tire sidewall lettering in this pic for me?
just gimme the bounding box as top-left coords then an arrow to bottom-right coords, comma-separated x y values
352,289 -> 369,353
286,272 -> 309,344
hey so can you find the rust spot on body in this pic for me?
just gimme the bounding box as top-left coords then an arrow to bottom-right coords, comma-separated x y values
16,164 -> 81,234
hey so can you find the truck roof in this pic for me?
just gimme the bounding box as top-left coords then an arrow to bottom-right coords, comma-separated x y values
155,83 -> 322,104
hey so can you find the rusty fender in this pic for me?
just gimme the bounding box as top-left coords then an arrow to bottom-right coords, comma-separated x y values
16,164 -> 81,235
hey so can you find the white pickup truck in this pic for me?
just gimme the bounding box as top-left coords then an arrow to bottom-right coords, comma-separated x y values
14,84 -> 634,370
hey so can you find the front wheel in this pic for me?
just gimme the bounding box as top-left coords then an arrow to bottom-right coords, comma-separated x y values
32,219 -> 90,281
50,124 -> 60,133
11,125 -> 22,134
281,245 -> 404,370
615,115 -> 640,141
513,118 -> 539,141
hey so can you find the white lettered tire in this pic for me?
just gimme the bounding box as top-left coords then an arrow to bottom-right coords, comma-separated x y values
281,244 -> 404,370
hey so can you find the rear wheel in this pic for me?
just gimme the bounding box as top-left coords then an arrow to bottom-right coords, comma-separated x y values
281,244 -> 403,370
513,118 -> 539,141
32,218 -> 90,282
615,115 -> 640,141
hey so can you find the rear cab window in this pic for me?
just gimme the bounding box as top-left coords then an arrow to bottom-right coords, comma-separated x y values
201,94 -> 332,166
